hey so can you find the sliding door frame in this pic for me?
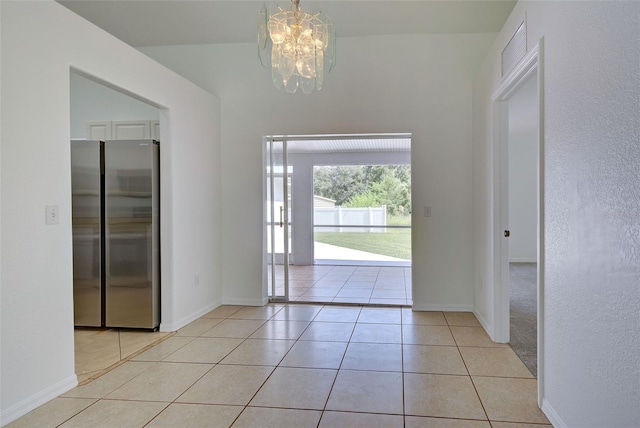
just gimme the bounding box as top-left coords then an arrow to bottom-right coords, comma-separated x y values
265,138 -> 290,302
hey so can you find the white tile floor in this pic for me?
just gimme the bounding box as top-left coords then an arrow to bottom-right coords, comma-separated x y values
74,328 -> 171,384
8,304 -> 550,428
270,265 -> 412,305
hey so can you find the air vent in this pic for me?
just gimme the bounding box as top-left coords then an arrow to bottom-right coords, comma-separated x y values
501,21 -> 527,78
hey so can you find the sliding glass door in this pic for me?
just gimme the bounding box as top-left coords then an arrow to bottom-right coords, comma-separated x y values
266,139 -> 291,301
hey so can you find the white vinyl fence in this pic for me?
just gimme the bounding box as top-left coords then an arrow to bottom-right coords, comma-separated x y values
314,206 -> 387,233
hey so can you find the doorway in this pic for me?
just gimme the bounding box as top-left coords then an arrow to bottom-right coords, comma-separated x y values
313,164 -> 411,267
70,71 -> 166,382
492,42 -> 544,392
264,134 -> 412,305
506,74 -> 539,376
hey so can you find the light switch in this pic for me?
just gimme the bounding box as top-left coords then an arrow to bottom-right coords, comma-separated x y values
424,206 -> 432,217
46,205 -> 59,225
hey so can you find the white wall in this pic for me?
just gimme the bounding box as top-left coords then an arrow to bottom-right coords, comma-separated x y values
0,1 -> 221,424
508,74 -> 537,262
70,72 -> 159,139
472,2 -> 640,426
141,32 -> 497,309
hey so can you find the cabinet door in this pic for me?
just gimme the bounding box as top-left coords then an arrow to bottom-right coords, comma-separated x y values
87,120 -> 156,140
87,121 -> 111,140
151,120 -> 160,140
112,121 -> 150,140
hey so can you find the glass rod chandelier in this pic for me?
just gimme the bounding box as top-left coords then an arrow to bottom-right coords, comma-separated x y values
258,0 -> 335,94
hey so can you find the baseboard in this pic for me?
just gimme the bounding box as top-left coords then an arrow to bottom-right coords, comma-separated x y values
473,308 -> 494,337
1,373 -> 78,426
160,299 -> 222,332
221,297 -> 268,307
542,398 -> 566,428
411,303 -> 474,312
509,258 -> 537,263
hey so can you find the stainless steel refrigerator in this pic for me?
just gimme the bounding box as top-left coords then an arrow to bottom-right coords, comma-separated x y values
71,139 -> 160,329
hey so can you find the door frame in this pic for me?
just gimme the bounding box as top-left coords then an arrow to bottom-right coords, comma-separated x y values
491,39 -> 545,404
264,137 -> 291,302
262,133 -> 412,304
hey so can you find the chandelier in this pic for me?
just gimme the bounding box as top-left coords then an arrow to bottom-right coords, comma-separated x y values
258,0 -> 336,94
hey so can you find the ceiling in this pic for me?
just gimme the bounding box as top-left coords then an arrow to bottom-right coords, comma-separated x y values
273,136 -> 411,154
57,0 -> 516,47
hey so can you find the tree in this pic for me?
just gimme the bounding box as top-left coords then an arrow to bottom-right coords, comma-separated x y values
315,164 -> 412,216
345,174 -> 411,215
313,166 -> 368,206
344,191 -> 382,208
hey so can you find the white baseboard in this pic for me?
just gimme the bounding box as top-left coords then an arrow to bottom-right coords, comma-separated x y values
160,299 -> 222,332
1,373 -> 78,426
411,303 -> 474,312
221,297 -> 268,307
542,398 -> 566,428
509,258 -> 537,263
473,308 -> 494,337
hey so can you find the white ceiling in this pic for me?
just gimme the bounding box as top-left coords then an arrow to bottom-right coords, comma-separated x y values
281,136 -> 411,153
57,0 -> 516,47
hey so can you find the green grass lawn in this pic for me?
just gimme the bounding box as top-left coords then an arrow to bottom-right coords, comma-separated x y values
314,227 -> 411,260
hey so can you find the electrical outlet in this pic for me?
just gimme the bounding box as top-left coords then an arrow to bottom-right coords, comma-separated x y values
194,274 -> 200,287
46,205 -> 59,225
423,206 -> 431,217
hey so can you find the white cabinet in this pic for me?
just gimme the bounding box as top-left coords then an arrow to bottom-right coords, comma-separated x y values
87,120 -> 159,140
112,121 -> 150,140
151,121 -> 160,140
87,122 -> 112,140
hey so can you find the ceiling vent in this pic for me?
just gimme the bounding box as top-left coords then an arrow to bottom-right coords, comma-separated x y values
501,21 -> 527,78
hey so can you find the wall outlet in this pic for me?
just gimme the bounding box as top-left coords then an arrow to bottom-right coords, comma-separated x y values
45,205 -> 59,225
423,206 -> 432,217
194,274 -> 200,287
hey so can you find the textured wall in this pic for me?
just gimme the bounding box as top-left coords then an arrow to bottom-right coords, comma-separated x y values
541,3 -> 640,425
473,1 -> 640,426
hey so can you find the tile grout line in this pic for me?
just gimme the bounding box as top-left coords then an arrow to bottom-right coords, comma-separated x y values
401,307 -> 407,428
231,306 -> 302,417
317,304 -> 360,426
117,307 -> 259,426
185,305 -> 288,426
54,398 -> 103,428
447,315 -> 491,424
66,303 -> 530,427
156,305 -> 280,427
77,330 -> 178,386
212,304 -> 292,428
285,265 -> 412,306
